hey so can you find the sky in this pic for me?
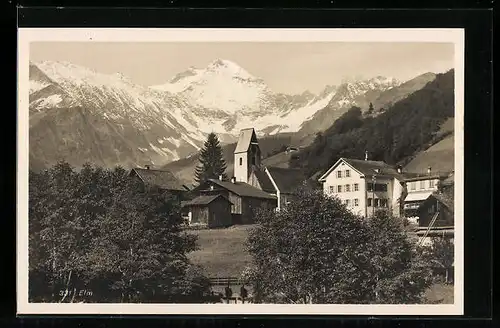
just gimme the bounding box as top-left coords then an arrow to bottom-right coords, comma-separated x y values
30,42 -> 454,95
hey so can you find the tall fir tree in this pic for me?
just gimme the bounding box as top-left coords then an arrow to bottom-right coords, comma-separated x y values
194,132 -> 227,185
368,102 -> 374,114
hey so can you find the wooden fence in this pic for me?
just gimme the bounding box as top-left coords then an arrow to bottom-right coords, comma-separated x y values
209,277 -> 247,286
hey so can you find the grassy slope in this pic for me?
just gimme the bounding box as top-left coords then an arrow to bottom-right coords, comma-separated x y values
189,224 -> 455,305
424,283 -> 454,304
187,225 -> 255,277
404,118 -> 455,174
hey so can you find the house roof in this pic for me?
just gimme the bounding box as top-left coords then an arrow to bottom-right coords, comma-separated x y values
234,128 -> 258,154
251,169 -> 276,193
319,157 -> 403,182
402,172 -> 450,182
433,190 -> 454,213
266,167 -> 309,194
182,194 -> 233,207
405,191 -> 434,202
205,179 -> 277,200
131,168 -> 186,191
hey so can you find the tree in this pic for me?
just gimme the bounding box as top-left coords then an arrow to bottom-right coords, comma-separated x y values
194,132 -> 227,185
246,189 -> 432,304
368,102 -> 374,114
29,161 -> 211,303
422,237 -> 454,284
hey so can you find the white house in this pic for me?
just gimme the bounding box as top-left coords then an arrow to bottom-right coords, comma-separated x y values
318,154 -> 452,220
318,156 -> 405,217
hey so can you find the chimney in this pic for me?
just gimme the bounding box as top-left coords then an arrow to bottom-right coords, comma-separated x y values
397,165 -> 402,174
145,165 -> 150,170
231,177 -> 236,184
219,175 -> 223,181
427,166 -> 432,175
365,150 -> 368,161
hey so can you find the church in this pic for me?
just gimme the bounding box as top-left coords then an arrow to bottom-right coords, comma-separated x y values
183,128 -> 311,227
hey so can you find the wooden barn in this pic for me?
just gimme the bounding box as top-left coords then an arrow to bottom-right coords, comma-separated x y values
414,177 -> 454,245
193,177 -> 277,225
182,194 -> 233,228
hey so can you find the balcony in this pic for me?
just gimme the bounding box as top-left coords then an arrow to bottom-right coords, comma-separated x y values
404,203 -> 421,210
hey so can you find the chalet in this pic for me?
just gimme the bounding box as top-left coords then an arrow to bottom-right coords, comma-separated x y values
182,194 -> 233,228
129,166 -> 189,199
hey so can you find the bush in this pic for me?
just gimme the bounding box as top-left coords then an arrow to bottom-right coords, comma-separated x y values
246,188 -> 432,304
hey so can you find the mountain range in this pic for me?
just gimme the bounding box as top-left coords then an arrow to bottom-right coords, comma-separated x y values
28,58 -> 438,171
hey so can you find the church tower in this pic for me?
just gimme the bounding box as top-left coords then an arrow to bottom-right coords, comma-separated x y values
234,128 -> 261,183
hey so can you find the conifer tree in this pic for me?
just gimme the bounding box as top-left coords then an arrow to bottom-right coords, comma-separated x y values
368,102 -> 374,114
194,132 -> 227,185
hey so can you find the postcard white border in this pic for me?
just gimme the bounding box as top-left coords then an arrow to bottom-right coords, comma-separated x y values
17,28 -> 465,316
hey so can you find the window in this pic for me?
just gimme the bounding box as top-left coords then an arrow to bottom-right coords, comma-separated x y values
337,171 -> 342,178
345,199 -> 350,206
374,199 -> 380,207
367,183 -> 373,191
380,199 -> 388,207
410,182 -> 416,190
239,157 -> 243,166
345,170 -> 350,177
429,180 -> 435,188
329,186 -> 335,193
354,198 -> 359,206
345,184 -> 351,192
337,185 -> 342,193
367,198 -> 372,206
420,180 -> 426,189
354,183 -> 359,191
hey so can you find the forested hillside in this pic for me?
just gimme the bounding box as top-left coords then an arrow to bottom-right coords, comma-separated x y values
290,69 -> 455,177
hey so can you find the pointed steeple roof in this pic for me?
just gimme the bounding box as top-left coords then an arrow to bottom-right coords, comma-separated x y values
234,128 -> 259,154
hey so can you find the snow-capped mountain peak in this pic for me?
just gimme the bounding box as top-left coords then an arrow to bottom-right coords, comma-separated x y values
29,59 -> 425,172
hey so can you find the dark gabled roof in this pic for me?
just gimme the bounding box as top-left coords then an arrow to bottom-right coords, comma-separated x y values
266,167 -> 309,194
252,169 -> 276,193
206,179 -> 277,200
433,190 -> 454,213
182,194 -> 232,207
342,158 -> 402,179
131,168 -> 186,191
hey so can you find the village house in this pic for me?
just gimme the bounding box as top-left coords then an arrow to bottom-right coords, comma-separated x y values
191,176 -> 277,225
318,153 -> 453,221
318,154 -> 406,217
129,166 -> 189,200
402,167 -> 449,215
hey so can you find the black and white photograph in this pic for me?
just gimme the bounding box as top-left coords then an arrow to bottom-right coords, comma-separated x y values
17,28 -> 464,315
